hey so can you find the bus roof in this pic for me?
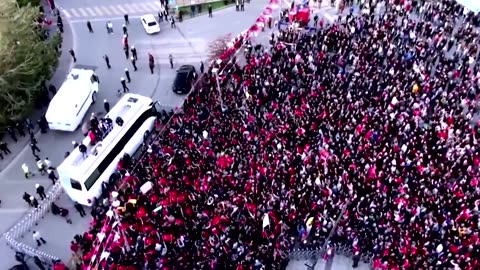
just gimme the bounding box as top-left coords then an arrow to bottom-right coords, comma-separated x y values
57,94 -> 153,179
46,68 -> 96,121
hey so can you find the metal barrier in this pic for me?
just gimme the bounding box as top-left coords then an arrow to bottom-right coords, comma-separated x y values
3,181 -> 64,265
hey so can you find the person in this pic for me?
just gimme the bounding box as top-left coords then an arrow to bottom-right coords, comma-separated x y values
44,157 -> 54,170
123,46 -> 129,59
208,4 -> 213,17
30,196 -> 39,208
130,46 -> 137,60
47,169 -> 58,184
36,158 -> 47,175
103,54 -> 111,69
21,164 -> 34,179
48,84 -> 57,96
79,143 -> 87,158
352,251 -> 360,268
33,231 -> 46,247
52,202 -> 72,224
169,54 -> 173,69
125,68 -> 131,83
72,141 -> 79,149
200,61 -> 204,73
0,142 -> 11,155
33,256 -> 46,270
158,11 -> 163,22
240,0 -> 244,11
7,126 -> 17,142
15,122 -> 25,137
131,57 -> 138,71
74,201 -> 87,217
170,15 -> 176,28
36,184 -> 46,200
86,21 -> 93,33
68,49 -> 76,62
104,99 -> 110,113
30,141 -> 40,158
116,117 -> 124,126
121,77 -> 129,92
106,21 -> 113,33
22,192 -> 31,206
122,24 -> 128,35
124,14 -> 129,25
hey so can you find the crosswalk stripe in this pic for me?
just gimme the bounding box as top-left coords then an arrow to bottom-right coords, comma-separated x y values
96,6 -> 110,16
146,2 -> 160,11
124,4 -> 138,13
137,3 -> 151,12
153,2 -> 162,9
84,7 -> 96,16
63,10 -> 72,18
69,9 -> 81,18
77,8 -> 88,17
93,7 -> 105,16
108,5 -> 120,16
117,5 -> 128,14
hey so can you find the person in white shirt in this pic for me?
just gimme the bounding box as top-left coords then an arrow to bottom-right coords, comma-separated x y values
33,231 -> 46,247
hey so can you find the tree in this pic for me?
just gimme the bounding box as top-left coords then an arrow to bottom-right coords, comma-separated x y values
0,0 -> 61,125
207,34 -> 232,63
16,0 -> 41,8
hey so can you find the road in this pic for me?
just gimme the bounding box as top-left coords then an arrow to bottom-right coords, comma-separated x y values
0,0 -> 367,269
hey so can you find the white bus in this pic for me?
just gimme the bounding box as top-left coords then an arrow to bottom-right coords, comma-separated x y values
57,94 -> 161,206
45,66 -> 100,132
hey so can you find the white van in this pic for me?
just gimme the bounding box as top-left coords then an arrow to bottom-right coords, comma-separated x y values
45,66 -> 99,132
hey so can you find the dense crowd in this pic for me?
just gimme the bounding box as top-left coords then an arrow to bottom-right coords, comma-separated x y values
72,0 -> 480,269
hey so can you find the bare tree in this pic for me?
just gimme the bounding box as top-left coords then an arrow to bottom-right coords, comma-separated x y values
207,34 -> 233,63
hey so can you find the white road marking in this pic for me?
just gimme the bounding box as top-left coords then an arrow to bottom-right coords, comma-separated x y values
77,8 -> 88,17
99,6 -> 113,16
146,2 -> 160,11
69,9 -> 81,18
84,7 -> 96,16
323,12 -> 334,22
116,5 -> 128,14
63,10 -> 71,18
93,7 -> 105,16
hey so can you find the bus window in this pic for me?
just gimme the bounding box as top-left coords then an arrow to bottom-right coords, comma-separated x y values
84,169 -> 102,191
71,179 -> 82,190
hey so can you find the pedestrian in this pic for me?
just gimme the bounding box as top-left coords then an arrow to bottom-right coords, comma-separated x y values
240,0 -> 244,11
36,158 -> 47,175
124,46 -> 130,59
79,143 -> 87,158
74,202 -> 87,217
208,4 -> 213,17
0,151 -> 3,160
131,46 -> 137,60
22,163 -> 34,179
125,68 -> 131,83
106,21 -> 113,33
15,122 -> 26,137
7,126 -> 17,142
124,14 -> 129,25
33,231 -> 46,246
69,49 -> 77,63
158,11 -> 163,22
236,0 -> 239,11
33,256 -> 46,270
38,119 -> 47,133
352,251 -> 360,268
131,57 -> 138,71
170,15 -> 176,28
48,169 -> 58,184
22,192 -> 31,206
200,61 -> 204,73
104,99 -> 110,113
87,21 -> 93,33
36,184 -> 46,200
44,157 -> 54,170
72,141 -> 79,149
30,141 -> 41,157
0,142 -> 11,155
57,21 -> 64,33
30,196 -> 39,208
121,77 -> 130,92
48,84 -> 57,96
122,34 -> 129,49
169,54 -> 174,69
103,54 -> 111,69
123,24 -> 128,35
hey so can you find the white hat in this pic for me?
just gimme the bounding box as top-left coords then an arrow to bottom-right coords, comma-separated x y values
121,77 -> 125,80
125,68 -> 128,71
72,141 -> 76,145
30,196 -> 34,200
35,184 -> 39,188
104,99 -> 107,103
131,45 -> 135,49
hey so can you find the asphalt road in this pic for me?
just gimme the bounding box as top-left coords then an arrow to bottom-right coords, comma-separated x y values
0,0 -> 367,269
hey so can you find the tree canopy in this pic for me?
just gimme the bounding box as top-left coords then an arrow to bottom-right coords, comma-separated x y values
0,0 -> 60,126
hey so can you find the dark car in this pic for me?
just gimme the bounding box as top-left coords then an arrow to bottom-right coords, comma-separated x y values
172,65 -> 197,94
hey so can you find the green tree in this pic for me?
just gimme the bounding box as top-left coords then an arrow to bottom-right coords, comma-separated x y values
16,0 -> 41,8
0,0 -> 61,125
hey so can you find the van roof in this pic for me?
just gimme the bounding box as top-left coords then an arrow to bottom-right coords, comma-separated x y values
46,68 -> 96,121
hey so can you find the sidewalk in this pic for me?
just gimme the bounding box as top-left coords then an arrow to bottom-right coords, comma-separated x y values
0,3 -> 74,173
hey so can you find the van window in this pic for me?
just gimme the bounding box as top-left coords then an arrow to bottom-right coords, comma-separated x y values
84,169 -> 102,191
71,179 -> 82,190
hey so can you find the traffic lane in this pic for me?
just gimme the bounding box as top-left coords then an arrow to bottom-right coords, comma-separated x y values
179,1 -> 270,42
57,0 -> 136,11
72,18 -> 206,106
20,191 -> 92,262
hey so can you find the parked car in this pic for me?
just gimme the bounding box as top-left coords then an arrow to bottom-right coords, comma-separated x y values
172,65 -> 197,94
